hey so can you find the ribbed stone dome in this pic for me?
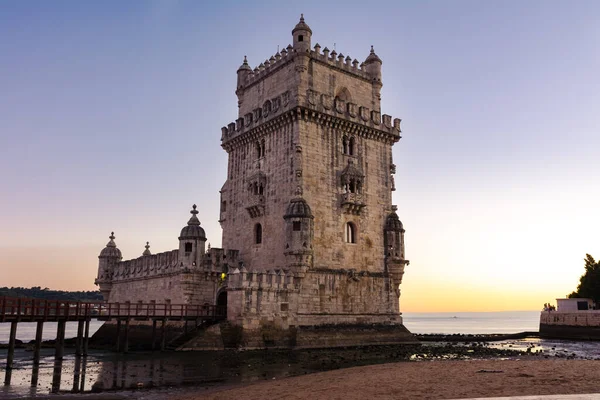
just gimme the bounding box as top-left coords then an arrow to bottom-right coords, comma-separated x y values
284,197 -> 313,219
179,204 -> 207,240
385,212 -> 404,232
237,55 -> 252,72
99,232 -> 122,259
292,14 -> 312,34
364,46 -> 382,64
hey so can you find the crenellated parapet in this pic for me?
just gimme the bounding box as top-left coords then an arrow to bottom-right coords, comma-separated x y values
238,43 -> 378,92
110,250 -> 181,282
221,94 -> 401,151
227,267 -> 299,292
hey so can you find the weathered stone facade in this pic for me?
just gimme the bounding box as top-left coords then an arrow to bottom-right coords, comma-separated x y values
94,206 -> 227,307
95,16 -> 413,348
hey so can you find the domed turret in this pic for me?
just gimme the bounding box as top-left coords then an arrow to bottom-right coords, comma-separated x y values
96,232 -> 121,301
178,204 -> 207,269
237,55 -> 252,91
99,232 -> 122,259
179,204 -> 206,240
364,45 -> 382,83
384,212 -> 404,232
284,197 -> 314,219
284,197 -> 314,274
292,14 -> 312,53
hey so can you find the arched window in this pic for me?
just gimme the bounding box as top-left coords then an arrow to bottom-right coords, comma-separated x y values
342,136 -> 348,154
255,223 -> 263,244
349,137 -> 355,156
345,222 -> 356,244
256,142 -> 261,159
261,139 -> 266,158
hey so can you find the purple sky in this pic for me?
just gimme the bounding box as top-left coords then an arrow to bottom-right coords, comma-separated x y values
1,1 -> 599,311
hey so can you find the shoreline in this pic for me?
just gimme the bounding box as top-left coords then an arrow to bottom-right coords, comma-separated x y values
174,359 -> 600,400
3,335 -> 600,399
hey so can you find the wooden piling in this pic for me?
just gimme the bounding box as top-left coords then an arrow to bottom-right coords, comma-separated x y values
75,320 -> 84,357
4,321 -> 18,385
123,318 -> 130,353
83,318 -> 90,356
151,319 -> 158,351
55,320 -> 66,360
115,319 -> 122,352
160,319 -> 167,351
31,320 -> 44,387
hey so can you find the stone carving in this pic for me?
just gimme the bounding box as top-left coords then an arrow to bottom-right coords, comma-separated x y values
282,91 -> 290,107
321,94 -> 333,110
262,100 -> 272,117
334,97 -> 346,114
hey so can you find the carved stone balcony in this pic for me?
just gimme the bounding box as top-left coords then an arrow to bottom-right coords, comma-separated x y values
341,192 -> 366,215
246,195 -> 265,218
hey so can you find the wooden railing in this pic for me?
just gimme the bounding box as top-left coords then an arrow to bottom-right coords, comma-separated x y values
0,296 -> 226,322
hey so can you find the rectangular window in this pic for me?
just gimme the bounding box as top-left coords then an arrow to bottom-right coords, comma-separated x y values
293,221 -> 301,231
185,242 -> 193,252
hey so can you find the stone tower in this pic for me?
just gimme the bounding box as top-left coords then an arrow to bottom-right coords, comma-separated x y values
220,16 -> 413,346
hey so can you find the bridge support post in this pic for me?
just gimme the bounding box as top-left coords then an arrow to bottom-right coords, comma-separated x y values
115,319 -> 122,352
55,320 -> 66,360
31,320 -> 44,387
160,319 -> 167,351
151,319 -> 157,351
72,352 -> 82,392
75,320 -> 84,357
4,321 -> 17,385
123,318 -> 130,353
83,319 -> 90,356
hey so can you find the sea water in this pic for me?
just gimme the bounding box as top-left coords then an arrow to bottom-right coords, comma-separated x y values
403,311 -> 541,334
3,311 -> 598,399
0,320 -> 105,344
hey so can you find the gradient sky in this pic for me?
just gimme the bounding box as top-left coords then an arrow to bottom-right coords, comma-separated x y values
1,1 -> 599,312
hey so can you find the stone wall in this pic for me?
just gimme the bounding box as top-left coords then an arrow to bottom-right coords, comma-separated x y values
540,311 -> 600,340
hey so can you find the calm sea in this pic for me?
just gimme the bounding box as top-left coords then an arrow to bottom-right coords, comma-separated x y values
402,311 -> 541,334
5,311 -> 600,399
0,311 -> 541,344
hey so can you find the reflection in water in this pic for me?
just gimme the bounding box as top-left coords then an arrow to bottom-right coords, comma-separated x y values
51,358 -> 62,393
3,338 -> 600,398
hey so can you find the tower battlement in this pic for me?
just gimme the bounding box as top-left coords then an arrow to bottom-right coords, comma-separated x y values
239,43 -> 378,91
221,95 -> 401,150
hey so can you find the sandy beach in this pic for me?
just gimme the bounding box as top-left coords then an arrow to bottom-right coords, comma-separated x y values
177,359 -> 600,400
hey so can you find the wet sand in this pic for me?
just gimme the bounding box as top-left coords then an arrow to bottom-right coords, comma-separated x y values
177,359 -> 600,400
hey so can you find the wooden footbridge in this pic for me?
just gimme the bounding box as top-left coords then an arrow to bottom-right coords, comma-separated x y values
1,296 -> 226,387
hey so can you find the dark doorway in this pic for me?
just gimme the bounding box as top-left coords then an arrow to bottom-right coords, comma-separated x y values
216,290 -> 228,319
217,291 -> 227,307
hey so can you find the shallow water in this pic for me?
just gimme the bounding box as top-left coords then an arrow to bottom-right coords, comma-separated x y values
403,311 -> 540,334
3,311 -> 599,398
0,320 -> 105,344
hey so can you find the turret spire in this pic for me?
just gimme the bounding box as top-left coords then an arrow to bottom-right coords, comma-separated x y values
143,241 -> 151,256
106,232 -> 116,247
188,204 -> 201,226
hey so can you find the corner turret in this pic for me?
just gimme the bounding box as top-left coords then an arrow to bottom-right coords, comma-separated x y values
364,45 -> 383,110
384,207 -> 409,296
236,56 -> 252,106
178,204 -> 207,269
292,14 -> 312,53
364,45 -> 382,82
283,197 -> 314,275
95,232 -> 122,301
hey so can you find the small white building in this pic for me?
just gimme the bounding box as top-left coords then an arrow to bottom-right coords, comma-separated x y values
557,298 -> 594,312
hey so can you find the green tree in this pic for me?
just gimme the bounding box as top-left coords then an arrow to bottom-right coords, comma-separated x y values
568,254 -> 600,303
